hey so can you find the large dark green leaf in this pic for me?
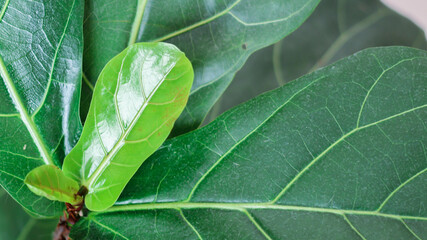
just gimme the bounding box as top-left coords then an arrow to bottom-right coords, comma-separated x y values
205,0 -> 427,120
63,43 -> 194,212
81,0 -> 320,136
0,188 -> 57,240
71,47 -> 427,239
0,0 -> 83,217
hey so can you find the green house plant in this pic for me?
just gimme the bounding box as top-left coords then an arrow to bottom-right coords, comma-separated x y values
0,0 -> 426,239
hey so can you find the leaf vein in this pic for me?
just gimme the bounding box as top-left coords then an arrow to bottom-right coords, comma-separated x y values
342,214 -> 367,240
376,167 -> 427,212
31,0 -> 76,118
400,219 -> 422,240
0,57 -> 53,165
178,209 -> 203,240
270,104 -> 427,203
104,202 -> 427,221
242,209 -> 273,240
91,219 -> 129,240
356,57 -> 422,127
185,77 -> 323,201
0,0 -> 10,22
84,54 -> 181,188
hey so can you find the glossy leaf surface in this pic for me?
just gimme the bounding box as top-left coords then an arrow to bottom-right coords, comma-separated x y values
24,165 -> 82,205
63,43 -> 194,212
0,0 -> 83,217
207,0 -> 427,119
81,0 -> 320,136
0,189 -> 57,240
72,47 -> 427,239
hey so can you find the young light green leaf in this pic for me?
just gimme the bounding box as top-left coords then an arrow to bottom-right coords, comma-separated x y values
0,0 -> 83,217
71,47 -> 427,239
63,42 -> 194,212
24,165 -> 82,205
81,0 -> 321,136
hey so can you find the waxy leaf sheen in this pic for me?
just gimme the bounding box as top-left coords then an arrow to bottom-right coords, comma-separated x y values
81,0 -> 321,136
25,165 -> 82,205
0,0 -> 83,217
71,47 -> 427,239
63,42 -> 194,211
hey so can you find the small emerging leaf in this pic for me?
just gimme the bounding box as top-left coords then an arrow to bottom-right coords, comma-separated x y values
63,42 -> 194,211
25,165 -> 82,205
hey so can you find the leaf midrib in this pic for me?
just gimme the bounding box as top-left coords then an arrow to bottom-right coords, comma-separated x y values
100,105 -> 427,232
185,76 -> 325,201
127,0 -> 148,46
99,202 -> 427,221
0,0 -> 10,21
270,103 -> 427,204
83,55 -> 182,189
186,56 -> 425,202
106,105 -> 426,220
0,56 -> 54,166
27,181 -> 76,200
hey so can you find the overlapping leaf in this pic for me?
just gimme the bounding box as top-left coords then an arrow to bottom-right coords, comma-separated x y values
0,0 -> 83,217
81,0 -> 321,136
206,0 -> 427,120
72,47 -> 427,239
63,43 -> 194,212
275,0 -> 427,84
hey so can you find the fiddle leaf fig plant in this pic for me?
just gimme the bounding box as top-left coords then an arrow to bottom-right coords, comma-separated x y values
0,0 -> 426,239
63,42 -> 194,212
72,46 -> 427,240
24,42 -> 194,212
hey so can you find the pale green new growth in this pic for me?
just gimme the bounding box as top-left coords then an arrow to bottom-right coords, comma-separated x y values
25,165 -> 82,205
63,42 -> 194,211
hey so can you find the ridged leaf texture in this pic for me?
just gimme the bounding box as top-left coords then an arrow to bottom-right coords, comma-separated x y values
63,42 -> 194,211
71,47 -> 427,239
81,0 -> 321,136
0,0 -> 83,217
